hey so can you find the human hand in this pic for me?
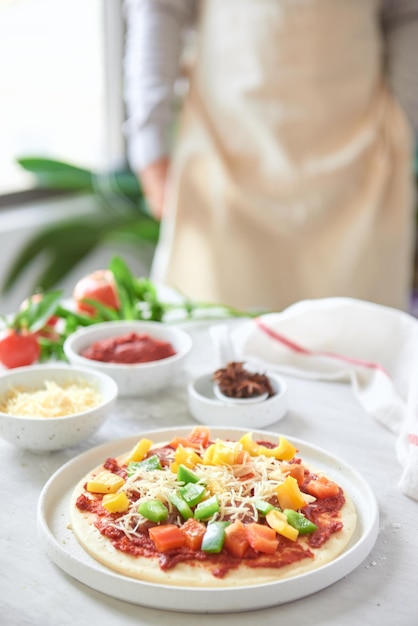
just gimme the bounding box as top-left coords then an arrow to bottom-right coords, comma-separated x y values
139,157 -> 170,220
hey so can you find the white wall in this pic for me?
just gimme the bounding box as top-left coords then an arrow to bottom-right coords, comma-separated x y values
0,195 -> 154,315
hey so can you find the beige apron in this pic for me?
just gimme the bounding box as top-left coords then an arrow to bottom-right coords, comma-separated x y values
151,0 -> 416,311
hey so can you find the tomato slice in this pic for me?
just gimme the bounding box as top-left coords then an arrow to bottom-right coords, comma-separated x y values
180,518 -> 206,551
245,523 -> 278,554
224,520 -> 250,558
148,524 -> 186,552
306,476 -> 340,499
169,426 -> 211,450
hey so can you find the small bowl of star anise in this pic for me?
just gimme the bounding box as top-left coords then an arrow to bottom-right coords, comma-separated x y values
212,362 -> 274,404
187,363 -> 288,428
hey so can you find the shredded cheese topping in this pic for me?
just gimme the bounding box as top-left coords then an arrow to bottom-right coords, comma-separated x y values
0,379 -> 103,418
110,449 -> 303,540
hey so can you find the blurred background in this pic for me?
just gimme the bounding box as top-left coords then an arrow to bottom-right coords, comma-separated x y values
0,0 -> 111,194
0,0 -> 417,316
0,0 -> 158,314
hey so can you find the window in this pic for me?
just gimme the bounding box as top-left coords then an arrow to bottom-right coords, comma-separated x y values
0,0 -> 125,197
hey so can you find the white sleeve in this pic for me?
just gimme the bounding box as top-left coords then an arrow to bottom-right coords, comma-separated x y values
382,0 -> 418,136
123,0 -> 197,171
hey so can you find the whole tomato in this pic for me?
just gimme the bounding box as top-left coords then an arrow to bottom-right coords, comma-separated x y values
72,269 -> 120,315
0,329 -> 40,369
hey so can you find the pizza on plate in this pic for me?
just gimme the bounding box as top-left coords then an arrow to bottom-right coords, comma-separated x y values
69,426 -> 357,587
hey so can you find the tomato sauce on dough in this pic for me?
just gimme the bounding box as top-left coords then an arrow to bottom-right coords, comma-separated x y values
80,332 -> 176,364
75,436 -> 347,578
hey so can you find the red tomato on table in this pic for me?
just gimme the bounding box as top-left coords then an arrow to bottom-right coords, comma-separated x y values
72,269 -> 120,315
0,329 -> 40,369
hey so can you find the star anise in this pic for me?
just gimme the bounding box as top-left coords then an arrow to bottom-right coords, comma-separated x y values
213,362 -> 275,399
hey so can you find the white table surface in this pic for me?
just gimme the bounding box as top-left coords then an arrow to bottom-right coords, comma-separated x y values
1,320 -> 417,626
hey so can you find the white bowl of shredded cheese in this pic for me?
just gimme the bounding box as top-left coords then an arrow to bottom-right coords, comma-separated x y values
0,364 -> 118,452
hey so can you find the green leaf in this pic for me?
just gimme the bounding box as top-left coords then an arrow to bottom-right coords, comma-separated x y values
1,212 -> 159,294
3,156 -> 160,294
131,277 -> 167,321
1,218 -> 104,293
100,169 -> 145,200
109,256 -> 140,319
76,298 -> 121,322
37,335 -> 66,362
55,305 -> 97,328
18,156 -> 149,208
15,290 -> 63,332
112,218 -> 160,243
17,157 -> 94,190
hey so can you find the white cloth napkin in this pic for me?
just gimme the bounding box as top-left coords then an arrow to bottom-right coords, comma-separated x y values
230,297 -> 418,501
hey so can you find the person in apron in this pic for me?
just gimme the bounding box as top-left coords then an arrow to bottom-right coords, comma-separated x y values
123,0 -> 418,312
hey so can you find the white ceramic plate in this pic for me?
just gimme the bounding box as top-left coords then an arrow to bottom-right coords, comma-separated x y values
37,426 -> 379,613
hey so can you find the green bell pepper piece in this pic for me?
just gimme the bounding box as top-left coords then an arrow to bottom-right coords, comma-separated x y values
169,492 -> 194,520
194,495 -> 219,520
201,521 -> 230,553
137,499 -> 168,522
127,455 -> 162,476
177,464 -> 201,484
179,482 -> 206,507
255,500 -> 280,516
284,509 -> 318,534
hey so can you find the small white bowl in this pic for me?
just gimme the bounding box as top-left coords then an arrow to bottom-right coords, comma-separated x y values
63,320 -> 193,397
0,364 -> 118,452
188,371 -> 288,429
213,384 -> 269,404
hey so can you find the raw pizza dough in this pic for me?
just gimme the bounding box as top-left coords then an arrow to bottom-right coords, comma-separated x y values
69,434 -> 357,588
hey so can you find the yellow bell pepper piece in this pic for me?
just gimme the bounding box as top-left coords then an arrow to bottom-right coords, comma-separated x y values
175,444 -> 202,468
202,443 -> 215,465
258,437 -> 297,461
266,509 -> 299,541
239,432 -> 260,456
211,440 -> 242,465
170,444 -> 202,473
239,432 -> 297,461
86,471 -> 125,494
102,492 -> 130,513
276,476 -> 307,510
126,438 -> 153,463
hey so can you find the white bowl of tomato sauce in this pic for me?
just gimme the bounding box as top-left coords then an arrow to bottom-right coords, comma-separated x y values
63,320 -> 193,397
0,364 -> 118,452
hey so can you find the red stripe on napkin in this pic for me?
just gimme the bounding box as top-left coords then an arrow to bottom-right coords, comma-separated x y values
408,434 -> 418,446
255,318 -> 389,375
